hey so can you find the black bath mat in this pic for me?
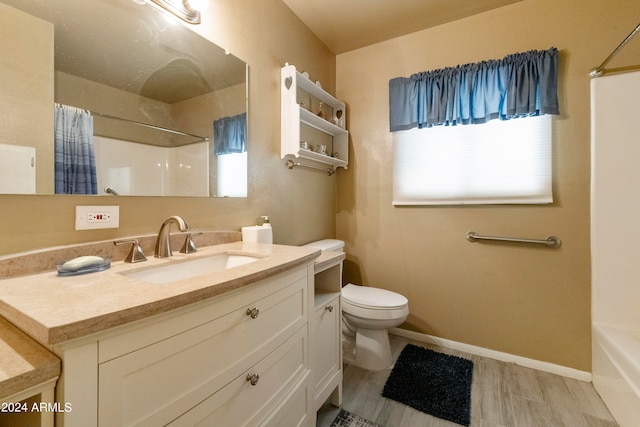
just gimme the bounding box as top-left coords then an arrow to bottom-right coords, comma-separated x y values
382,344 -> 473,426
330,409 -> 381,427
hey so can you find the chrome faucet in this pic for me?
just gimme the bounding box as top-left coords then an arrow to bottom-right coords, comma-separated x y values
154,216 -> 190,258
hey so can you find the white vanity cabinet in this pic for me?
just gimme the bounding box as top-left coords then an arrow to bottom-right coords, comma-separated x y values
310,253 -> 344,412
281,64 -> 349,172
53,265 -> 315,427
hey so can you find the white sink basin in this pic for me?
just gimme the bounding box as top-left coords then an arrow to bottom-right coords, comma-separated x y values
122,253 -> 260,284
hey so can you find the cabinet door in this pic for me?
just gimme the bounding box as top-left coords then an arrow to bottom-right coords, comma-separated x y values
312,294 -> 341,406
98,277 -> 307,427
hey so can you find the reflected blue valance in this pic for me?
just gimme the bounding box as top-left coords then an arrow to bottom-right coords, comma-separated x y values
54,104 -> 97,195
214,113 -> 247,155
389,48 -> 559,131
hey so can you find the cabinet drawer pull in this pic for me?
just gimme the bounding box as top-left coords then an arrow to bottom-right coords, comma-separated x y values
246,307 -> 260,319
325,305 -> 334,312
246,373 -> 260,386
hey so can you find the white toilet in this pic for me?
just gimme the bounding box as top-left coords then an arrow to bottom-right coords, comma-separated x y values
304,239 -> 409,370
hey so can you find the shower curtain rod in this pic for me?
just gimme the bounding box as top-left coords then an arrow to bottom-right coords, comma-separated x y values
590,21 -> 640,77
57,103 -> 209,142
91,111 -> 208,141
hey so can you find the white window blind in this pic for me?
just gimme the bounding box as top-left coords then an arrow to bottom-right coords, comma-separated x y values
216,152 -> 247,197
392,115 -> 552,205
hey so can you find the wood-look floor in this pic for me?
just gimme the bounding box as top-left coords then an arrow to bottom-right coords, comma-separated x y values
317,335 -> 619,427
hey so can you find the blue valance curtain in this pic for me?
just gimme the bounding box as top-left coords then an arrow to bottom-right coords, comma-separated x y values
389,47 -> 559,131
54,104 -> 97,194
214,113 -> 247,155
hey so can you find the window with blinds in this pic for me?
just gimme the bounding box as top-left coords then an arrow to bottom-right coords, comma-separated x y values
392,114 -> 552,205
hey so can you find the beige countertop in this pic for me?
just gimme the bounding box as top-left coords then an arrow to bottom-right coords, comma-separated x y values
0,242 -> 320,346
314,250 -> 345,273
0,316 -> 60,400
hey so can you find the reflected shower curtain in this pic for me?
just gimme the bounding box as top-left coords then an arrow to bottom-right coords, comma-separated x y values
54,104 -> 97,194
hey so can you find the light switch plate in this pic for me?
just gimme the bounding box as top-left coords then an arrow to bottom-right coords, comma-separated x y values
75,205 -> 120,230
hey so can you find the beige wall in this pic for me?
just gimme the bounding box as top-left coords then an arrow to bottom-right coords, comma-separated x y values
0,3 -> 54,194
335,0 -> 640,371
0,0 -> 336,256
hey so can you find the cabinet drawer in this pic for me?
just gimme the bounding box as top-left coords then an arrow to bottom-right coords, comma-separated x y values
169,326 -> 308,427
99,266 -> 308,363
98,277 -> 307,427
262,380 -> 309,427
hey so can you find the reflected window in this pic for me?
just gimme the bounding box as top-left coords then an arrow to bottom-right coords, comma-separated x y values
216,152 -> 247,197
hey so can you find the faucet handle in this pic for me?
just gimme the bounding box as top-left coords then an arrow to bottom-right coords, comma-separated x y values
114,239 -> 147,263
180,232 -> 202,254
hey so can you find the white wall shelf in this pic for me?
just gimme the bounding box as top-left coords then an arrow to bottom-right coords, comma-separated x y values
281,63 -> 348,172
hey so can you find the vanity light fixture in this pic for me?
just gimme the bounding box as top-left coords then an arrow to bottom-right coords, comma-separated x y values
146,0 -> 209,24
187,0 -> 209,12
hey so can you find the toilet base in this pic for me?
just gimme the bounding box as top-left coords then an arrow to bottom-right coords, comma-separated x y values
343,326 -> 393,370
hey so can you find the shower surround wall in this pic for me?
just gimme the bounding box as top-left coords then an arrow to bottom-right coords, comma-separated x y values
591,70 -> 640,427
93,136 -> 209,197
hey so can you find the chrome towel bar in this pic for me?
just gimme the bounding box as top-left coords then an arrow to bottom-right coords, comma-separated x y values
286,159 -> 335,176
466,231 -> 561,248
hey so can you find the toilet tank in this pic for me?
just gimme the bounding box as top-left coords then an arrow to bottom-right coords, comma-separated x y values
304,239 -> 345,252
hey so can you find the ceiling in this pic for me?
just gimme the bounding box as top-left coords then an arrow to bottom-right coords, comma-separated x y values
2,0 -> 246,104
282,0 -> 522,54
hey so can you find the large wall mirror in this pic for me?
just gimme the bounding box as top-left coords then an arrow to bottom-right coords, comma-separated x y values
0,0 -> 248,197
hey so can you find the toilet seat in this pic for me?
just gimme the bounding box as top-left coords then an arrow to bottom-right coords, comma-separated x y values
341,284 -> 409,320
342,283 -> 407,309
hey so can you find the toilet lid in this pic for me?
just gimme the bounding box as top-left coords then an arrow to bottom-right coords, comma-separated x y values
342,283 -> 408,310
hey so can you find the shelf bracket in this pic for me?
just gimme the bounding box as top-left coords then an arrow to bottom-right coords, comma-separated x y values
286,159 -> 335,176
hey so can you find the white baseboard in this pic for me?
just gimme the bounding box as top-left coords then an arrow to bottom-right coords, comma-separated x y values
390,327 -> 592,382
